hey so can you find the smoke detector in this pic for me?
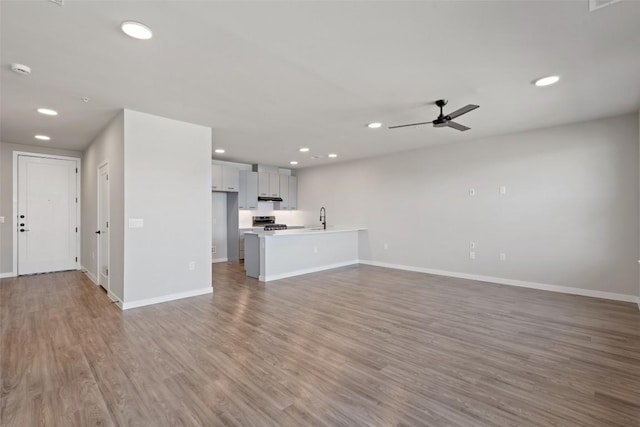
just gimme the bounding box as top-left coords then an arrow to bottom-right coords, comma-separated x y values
10,63 -> 31,76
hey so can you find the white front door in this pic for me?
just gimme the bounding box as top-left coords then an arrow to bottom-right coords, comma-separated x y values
17,155 -> 79,275
97,163 -> 110,291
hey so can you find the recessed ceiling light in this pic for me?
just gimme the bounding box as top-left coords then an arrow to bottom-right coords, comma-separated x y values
214,149 -> 225,154
121,21 -> 153,40
299,147 -> 310,152
367,122 -> 382,129
37,108 -> 58,116
35,135 -> 51,141
534,75 -> 560,87
328,154 -> 338,158
290,161 -> 298,165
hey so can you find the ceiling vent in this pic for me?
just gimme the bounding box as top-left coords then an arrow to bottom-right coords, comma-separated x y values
589,0 -> 621,11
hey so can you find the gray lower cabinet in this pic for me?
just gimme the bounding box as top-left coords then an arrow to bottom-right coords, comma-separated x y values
244,234 -> 260,278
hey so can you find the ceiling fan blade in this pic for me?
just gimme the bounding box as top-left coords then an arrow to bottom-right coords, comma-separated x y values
447,104 -> 479,120
446,121 -> 470,131
388,121 -> 434,129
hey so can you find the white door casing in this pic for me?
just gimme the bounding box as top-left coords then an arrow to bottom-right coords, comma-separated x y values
17,154 -> 79,275
97,163 -> 110,291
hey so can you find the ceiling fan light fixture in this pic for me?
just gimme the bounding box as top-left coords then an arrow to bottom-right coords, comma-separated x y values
534,75 -> 560,87
121,21 -> 153,40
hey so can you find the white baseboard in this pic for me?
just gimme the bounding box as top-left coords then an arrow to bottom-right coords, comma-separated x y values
358,260 -> 639,304
261,260 -> 359,282
212,257 -> 228,263
121,286 -> 213,310
0,272 -> 16,279
81,266 -> 98,285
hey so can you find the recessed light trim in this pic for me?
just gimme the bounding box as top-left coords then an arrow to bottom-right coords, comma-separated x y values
299,147 -> 310,152
534,75 -> 560,87
121,21 -> 153,40
214,149 -> 225,154
290,161 -> 298,165
35,135 -> 51,141
328,153 -> 338,158
37,108 -> 58,116
367,122 -> 382,129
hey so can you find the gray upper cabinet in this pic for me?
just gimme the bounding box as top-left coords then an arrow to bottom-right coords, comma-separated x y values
239,171 -> 258,210
258,172 -> 270,197
222,167 -> 239,192
258,172 -> 280,197
288,176 -> 297,210
276,175 -> 297,210
212,164 -> 223,191
279,175 -> 289,209
212,164 -> 239,192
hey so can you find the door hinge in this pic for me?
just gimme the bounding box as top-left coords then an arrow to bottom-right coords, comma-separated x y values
106,221 -> 109,228
106,268 -> 109,276
76,168 -> 78,173
75,257 -> 78,262
75,227 -> 78,232
76,197 -> 78,203
107,175 -> 109,181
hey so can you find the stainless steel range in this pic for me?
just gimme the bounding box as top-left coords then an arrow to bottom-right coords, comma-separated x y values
252,216 -> 288,231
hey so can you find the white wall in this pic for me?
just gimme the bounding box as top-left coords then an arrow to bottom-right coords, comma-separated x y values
0,142 -> 81,275
212,192 -> 228,260
123,110 -> 212,304
81,112 -> 125,299
297,113 -> 639,298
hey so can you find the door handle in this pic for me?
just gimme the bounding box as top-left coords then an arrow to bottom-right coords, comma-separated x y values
95,230 -> 101,234
19,229 -> 30,232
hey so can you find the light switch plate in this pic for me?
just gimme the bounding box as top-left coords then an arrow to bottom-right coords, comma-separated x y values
128,218 -> 144,228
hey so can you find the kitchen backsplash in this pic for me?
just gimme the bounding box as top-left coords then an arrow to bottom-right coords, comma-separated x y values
238,202 -> 306,228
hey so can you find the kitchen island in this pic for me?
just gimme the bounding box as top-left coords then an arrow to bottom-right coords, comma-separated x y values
244,227 -> 367,281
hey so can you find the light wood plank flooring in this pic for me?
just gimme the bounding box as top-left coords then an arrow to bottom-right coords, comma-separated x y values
1,263 -> 639,426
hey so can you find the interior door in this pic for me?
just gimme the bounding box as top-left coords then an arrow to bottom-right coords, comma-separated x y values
18,155 -> 78,275
97,163 -> 110,290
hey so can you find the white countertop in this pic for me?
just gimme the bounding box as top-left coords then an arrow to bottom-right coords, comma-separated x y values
244,227 -> 366,237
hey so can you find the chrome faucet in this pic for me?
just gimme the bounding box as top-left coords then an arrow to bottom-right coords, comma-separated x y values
319,207 -> 326,230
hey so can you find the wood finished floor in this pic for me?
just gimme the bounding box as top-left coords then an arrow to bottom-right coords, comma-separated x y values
1,263 -> 639,426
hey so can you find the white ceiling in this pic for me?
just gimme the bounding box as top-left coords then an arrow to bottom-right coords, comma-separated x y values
2,1 -> 639,168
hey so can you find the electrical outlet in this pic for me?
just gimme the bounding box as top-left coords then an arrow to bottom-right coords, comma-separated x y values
470,241 -> 475,249
469,251 -> 476,260
499,186 -> 507,195
212,246 -> 217,254
384,243 -> 388,250
499,253 -> 507,262
188,261 -> 196,270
